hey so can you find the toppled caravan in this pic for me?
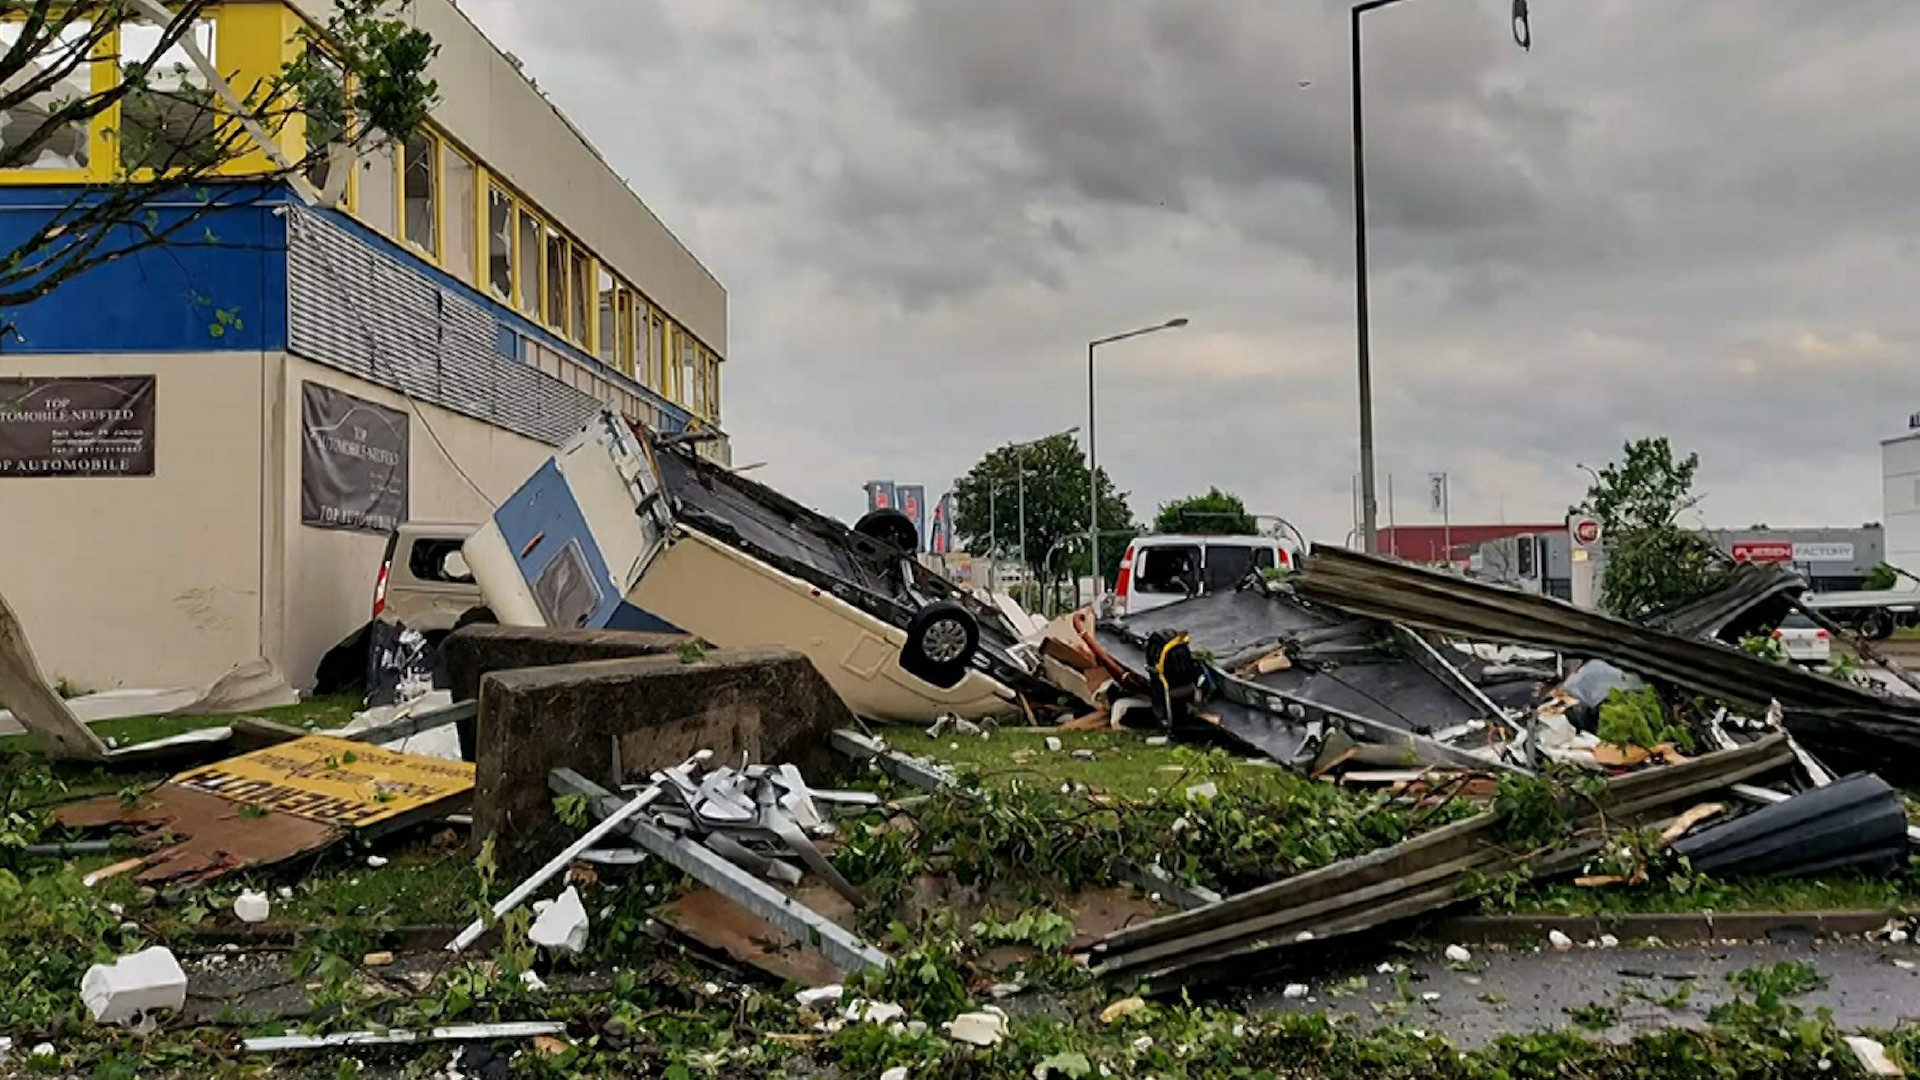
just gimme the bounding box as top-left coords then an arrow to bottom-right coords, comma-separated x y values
461,410 -> 1064,723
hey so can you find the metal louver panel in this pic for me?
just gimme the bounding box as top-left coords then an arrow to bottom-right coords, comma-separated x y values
284,207 -> 609,447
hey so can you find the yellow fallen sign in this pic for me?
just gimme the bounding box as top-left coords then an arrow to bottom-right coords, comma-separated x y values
170,734 -> 475,828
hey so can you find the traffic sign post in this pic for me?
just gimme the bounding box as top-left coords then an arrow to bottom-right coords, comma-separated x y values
1568,514 -> 1603,611
1570,515 -> 1602,549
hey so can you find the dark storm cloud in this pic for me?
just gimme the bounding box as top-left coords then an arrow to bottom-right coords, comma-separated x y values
460,0 -> 1920,542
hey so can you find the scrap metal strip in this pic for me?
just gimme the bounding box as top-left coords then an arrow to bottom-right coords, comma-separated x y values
828,729 -> 954,792
446,783 -> 661,953
344,700 -> 478,747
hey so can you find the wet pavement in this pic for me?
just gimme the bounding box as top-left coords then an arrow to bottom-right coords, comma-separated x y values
1257,934 -> 1920,1048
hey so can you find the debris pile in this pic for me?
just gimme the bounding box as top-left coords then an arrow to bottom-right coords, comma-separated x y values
582,750 -> 881,910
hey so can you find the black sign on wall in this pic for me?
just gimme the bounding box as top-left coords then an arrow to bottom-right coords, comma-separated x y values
0,376 -> 156,478
300,381 -> 410,534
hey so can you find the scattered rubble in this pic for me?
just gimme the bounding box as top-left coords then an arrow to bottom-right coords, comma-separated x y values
81,947 -> 187,1026
233,889 -> 271,924
529,885 -> 591,954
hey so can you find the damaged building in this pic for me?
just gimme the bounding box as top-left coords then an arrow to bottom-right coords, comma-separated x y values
0,0 -> 728,697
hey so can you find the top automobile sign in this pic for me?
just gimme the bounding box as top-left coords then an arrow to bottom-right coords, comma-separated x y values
1571,516 -> 1602,547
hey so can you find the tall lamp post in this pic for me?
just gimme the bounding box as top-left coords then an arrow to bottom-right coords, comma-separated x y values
1088,318 -> 1189,601
1352,0 -> 1531,554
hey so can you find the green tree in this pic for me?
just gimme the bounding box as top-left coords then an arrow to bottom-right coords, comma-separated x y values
951,434 -> 1135,594
1572,437 -> 1730,618
1864,563 -> 1900,591
0,0 -> 438,311
1154,487 -> 1258,535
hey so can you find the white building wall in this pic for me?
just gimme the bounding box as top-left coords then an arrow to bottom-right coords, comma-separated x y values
288,0 -> 728,352
1882,433 -> 1920,584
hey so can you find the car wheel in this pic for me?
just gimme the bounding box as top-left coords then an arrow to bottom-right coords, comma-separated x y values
452,605 -> 497,631
900,600 -> 978,689
854,509 -> 920,556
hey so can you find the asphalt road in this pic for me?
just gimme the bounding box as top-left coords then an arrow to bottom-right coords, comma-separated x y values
1257,934 -> 1920,1049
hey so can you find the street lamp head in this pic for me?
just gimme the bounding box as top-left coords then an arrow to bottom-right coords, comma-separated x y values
1061,425 -> 1082,438
1165,317 -> 1190,328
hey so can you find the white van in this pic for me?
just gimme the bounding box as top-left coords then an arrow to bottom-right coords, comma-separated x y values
1112,534 -> 1301,617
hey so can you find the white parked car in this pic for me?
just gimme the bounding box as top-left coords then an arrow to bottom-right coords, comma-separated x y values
1111,533 -> 1302,618
1772,611 -> 1831,666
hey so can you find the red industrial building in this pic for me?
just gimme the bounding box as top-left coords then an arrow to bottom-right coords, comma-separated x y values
1374,524 -> 1566,566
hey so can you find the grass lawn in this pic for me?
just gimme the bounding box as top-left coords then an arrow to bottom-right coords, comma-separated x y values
0,692 -> 362,753
892,724 -> 1284,800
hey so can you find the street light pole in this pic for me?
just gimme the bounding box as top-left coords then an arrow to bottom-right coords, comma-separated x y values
987,485 -> 998,592
1352,0 -> 1531,556
1017,467 -> 1027,593
1088,318 -> 1189,604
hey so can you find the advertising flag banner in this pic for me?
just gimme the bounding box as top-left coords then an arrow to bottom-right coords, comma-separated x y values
896,485 -> 927,549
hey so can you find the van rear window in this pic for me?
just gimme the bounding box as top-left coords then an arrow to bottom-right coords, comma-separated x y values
1203,544 -> 1275,591
1136,545 -> 1200,595
408,538 -> 476,584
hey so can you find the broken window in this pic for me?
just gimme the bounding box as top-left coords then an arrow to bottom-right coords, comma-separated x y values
116,18 -> 218,173
615,286 -> 635,375
402,131 -> 437,256
358,133 -> 397,235
443,145 -> 476,281
301,48 -> 347,195
1203,544 -> 1264,592
646,309 -> 663,391
544,230 -> 567,330
568,247 -> 590,346
486,184 -> 513,302
0,18 -> 97,170
679,333 -> 697,406
406,538 -> 474,584
1136,545 -> 1201,596
515,208 -> 542,320
596,264 -> 617,365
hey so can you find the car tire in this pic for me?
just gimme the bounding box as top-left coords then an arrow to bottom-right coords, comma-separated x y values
900,600 -> 978,689
1862,612 -> 1892,640
854,509 -> 921,556
453,605 -> 497,631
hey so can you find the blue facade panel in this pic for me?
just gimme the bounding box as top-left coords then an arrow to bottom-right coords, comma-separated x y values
0,184 -> 289,354
0,181 -> 699,439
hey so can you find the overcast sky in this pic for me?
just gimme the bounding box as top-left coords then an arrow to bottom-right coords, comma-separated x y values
463,0 -> 1917,544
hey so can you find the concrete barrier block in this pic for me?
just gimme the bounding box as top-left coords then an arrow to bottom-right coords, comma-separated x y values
471,646 -> 855,874
440,625 -> 697,760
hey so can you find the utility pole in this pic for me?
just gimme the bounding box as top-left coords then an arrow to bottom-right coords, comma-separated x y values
1353,0 -> 1532,554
